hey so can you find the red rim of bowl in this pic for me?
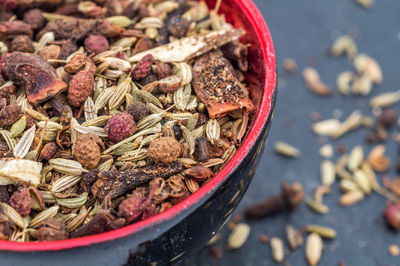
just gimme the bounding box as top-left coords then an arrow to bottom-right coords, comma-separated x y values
0,0 -> 276,252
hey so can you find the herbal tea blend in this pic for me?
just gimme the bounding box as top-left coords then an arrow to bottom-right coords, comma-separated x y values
0,0 -> 254,241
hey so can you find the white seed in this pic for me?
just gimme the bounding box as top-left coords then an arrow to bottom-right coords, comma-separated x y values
312,119 -> 341,136
321,160 -> 335,186
270,237 -> 284,262
347,145 -> 364,171
306,233 -> 323,266
340,190 -> 364,206
339,179 -> 360,192
331,35 -> 357,59
353,169 -> 371,194
354,54 -> 382,84
370,90 -> 400,108
274,141 -> 300,157
303,67 -> 332,96
336,71 -> 354,95
227,223 -> 250,250
319,144 -> 333,158
352,75 -> 372,95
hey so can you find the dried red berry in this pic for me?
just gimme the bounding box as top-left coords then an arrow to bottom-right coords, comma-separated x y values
9,189 -> 31,217
105,113 -> 136,142
10,35 -> 34,53
148,137 -> 181,164
118,189 -> 155,224
132,54 -> 153,80
84,34 -> 109,55
59,40 -> 78,60
67,70 -> 95,107
0,21 -> 33,39
23,9 -> 45,31
383,203 -> 400,229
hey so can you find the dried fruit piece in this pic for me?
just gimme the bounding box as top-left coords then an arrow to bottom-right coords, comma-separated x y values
132,54 -> 153,80
183,166 -> 213,182
37,217 -> 69,241
192,52 -> 254,118
67,70 -> 95,107
148,137 -> 181,164
367,145 -> 390,172
158,75 -> 182,93
10,35 -> 34,53
105,113 -> 136,142
73,133 -> 104,169
2,52 -> 67,104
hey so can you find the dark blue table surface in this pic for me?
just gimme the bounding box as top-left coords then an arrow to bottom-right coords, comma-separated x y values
191,0 -> 400,265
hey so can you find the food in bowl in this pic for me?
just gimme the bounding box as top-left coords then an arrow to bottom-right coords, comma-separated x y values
0,0 -> 255,241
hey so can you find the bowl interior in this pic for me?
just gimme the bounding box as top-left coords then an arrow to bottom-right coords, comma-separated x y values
0,0 -> 276,251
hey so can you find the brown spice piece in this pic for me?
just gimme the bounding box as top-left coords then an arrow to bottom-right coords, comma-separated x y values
126,102 -> 149,122
139,73 -> 158,86
259,234 -> 270,244
0,84 -> 16,103
0,207 -> 12,240
155,61 -> 172,79
148,137 -> 181,164
183,166 -> 213,182
118,188 -> 156,224
64,52 -> 86,74
73,133 -> 104,169
222,40 -> 249,72
158,75 -> 182,93
39,142 -> 58,161
245,182 -> 304,219
195,136 -> 209,162
37,217 -> 69,241
92,161 -> 182,202
0,186 -> 9,203
378,109 -> 397,128
67,70 -> 95,107
2,52 -> 67,105
192,52 -> 254,118
168,16 -> 189,38
38,45 -> 61,64
390,178 -> 400,196
71,209 -> 125,238
208,245 -> 223,259
36,19 -> 123,42
10,35 -> 34,53
132,38 -> 156,54
81,169 -> 99,192
0,21 -> 33,39
0,104 -> 20,127
23,9 -> 45,31
59,40 -> 78,60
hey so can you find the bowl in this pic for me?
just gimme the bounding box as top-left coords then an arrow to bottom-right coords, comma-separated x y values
0,0 -> 276,264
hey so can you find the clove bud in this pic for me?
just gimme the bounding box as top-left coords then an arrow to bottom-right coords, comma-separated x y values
245,182 -> 305,219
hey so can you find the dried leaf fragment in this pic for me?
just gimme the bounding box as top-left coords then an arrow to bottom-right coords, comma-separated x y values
303,67 -> 332,96
129,28 -> 244,62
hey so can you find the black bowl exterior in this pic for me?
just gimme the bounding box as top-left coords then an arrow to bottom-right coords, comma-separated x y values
0,90 -> 276,266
